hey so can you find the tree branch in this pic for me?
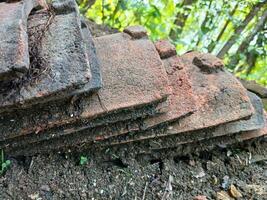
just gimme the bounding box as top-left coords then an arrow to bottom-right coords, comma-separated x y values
169,0 -> 197,40
207,3 -> 238,52
239,9 -> 267,53
230,8 -> 267,70
216,1 -> 266,58
195,0 -> 213,46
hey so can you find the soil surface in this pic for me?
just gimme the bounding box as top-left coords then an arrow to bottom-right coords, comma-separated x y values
0,140 -> 266,199
0,21 -> 266,200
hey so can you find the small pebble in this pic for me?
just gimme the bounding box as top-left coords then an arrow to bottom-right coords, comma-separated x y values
189,160 -> 196,166
229,184 -> 242,198
193,195 -> 207,200
216,191 -> 231,200
221,175 -> 230,189
40,185 -> 50,192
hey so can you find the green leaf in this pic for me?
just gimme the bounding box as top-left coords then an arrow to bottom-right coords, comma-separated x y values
5,160 -> 11,167
80,156 -> 88,165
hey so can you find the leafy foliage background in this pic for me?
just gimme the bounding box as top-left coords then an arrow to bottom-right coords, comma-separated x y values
79,0 -> 267,86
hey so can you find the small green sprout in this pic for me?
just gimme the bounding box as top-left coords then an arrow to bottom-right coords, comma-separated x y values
0,149 -> 11,175
80,156 -> 88,165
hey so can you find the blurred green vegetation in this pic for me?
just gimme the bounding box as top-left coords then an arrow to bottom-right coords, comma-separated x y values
79,0 -> 267,86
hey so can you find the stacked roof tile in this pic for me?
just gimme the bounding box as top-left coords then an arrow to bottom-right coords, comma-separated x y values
0,0 -> 266,156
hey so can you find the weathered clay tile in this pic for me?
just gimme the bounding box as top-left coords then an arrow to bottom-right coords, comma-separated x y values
92,111 -> 267,157
123,25 -> 147,39
169,52 -> 254,132
81,32 -> 170,118
0,0 -> 34,80
3,61 -> 263,155
0,32 -> 170,142
192,53 -> 224,73
78,51 -> 197,141
154,40 -> 177,59
112,119 -> 267,157
92,91 -> 265,147
235,119 -> 266,142
89,52 -> 255,144
4,90 -> 263,156
78,19 -> 102,93
204,92 -> 265,136
148,115 -> 267,153
0,1 -> 93,112
239,78 -> 267,98
0,3 -> 263,158
0,103 -> 165,151
142,41 -> 197,129
6,107 -> 266,156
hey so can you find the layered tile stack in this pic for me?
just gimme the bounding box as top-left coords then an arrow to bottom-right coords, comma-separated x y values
0,0 -> 266,156
0,0 -> 170,155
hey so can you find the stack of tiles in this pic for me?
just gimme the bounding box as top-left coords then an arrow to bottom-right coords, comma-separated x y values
0,0 -> 170,155
0,0 -> 265,156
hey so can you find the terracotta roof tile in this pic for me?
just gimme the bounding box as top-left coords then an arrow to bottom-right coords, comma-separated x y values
0,32 -> 170,143
0,0 -> 97,112
0,0 -> 34,80
0,1 -> 264,156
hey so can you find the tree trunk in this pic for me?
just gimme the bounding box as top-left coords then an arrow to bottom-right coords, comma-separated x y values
230,8 -> 267,70
207,3 -> 238,53
238,9 -> 267,54
169,0 -> 197,40
216,1 -> 266,58
245,50 -> 258,75
195,0 -> 213,46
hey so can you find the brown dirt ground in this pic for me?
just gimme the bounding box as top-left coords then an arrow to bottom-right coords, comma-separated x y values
0,21 -> 266,200
0,139 -> 266,199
